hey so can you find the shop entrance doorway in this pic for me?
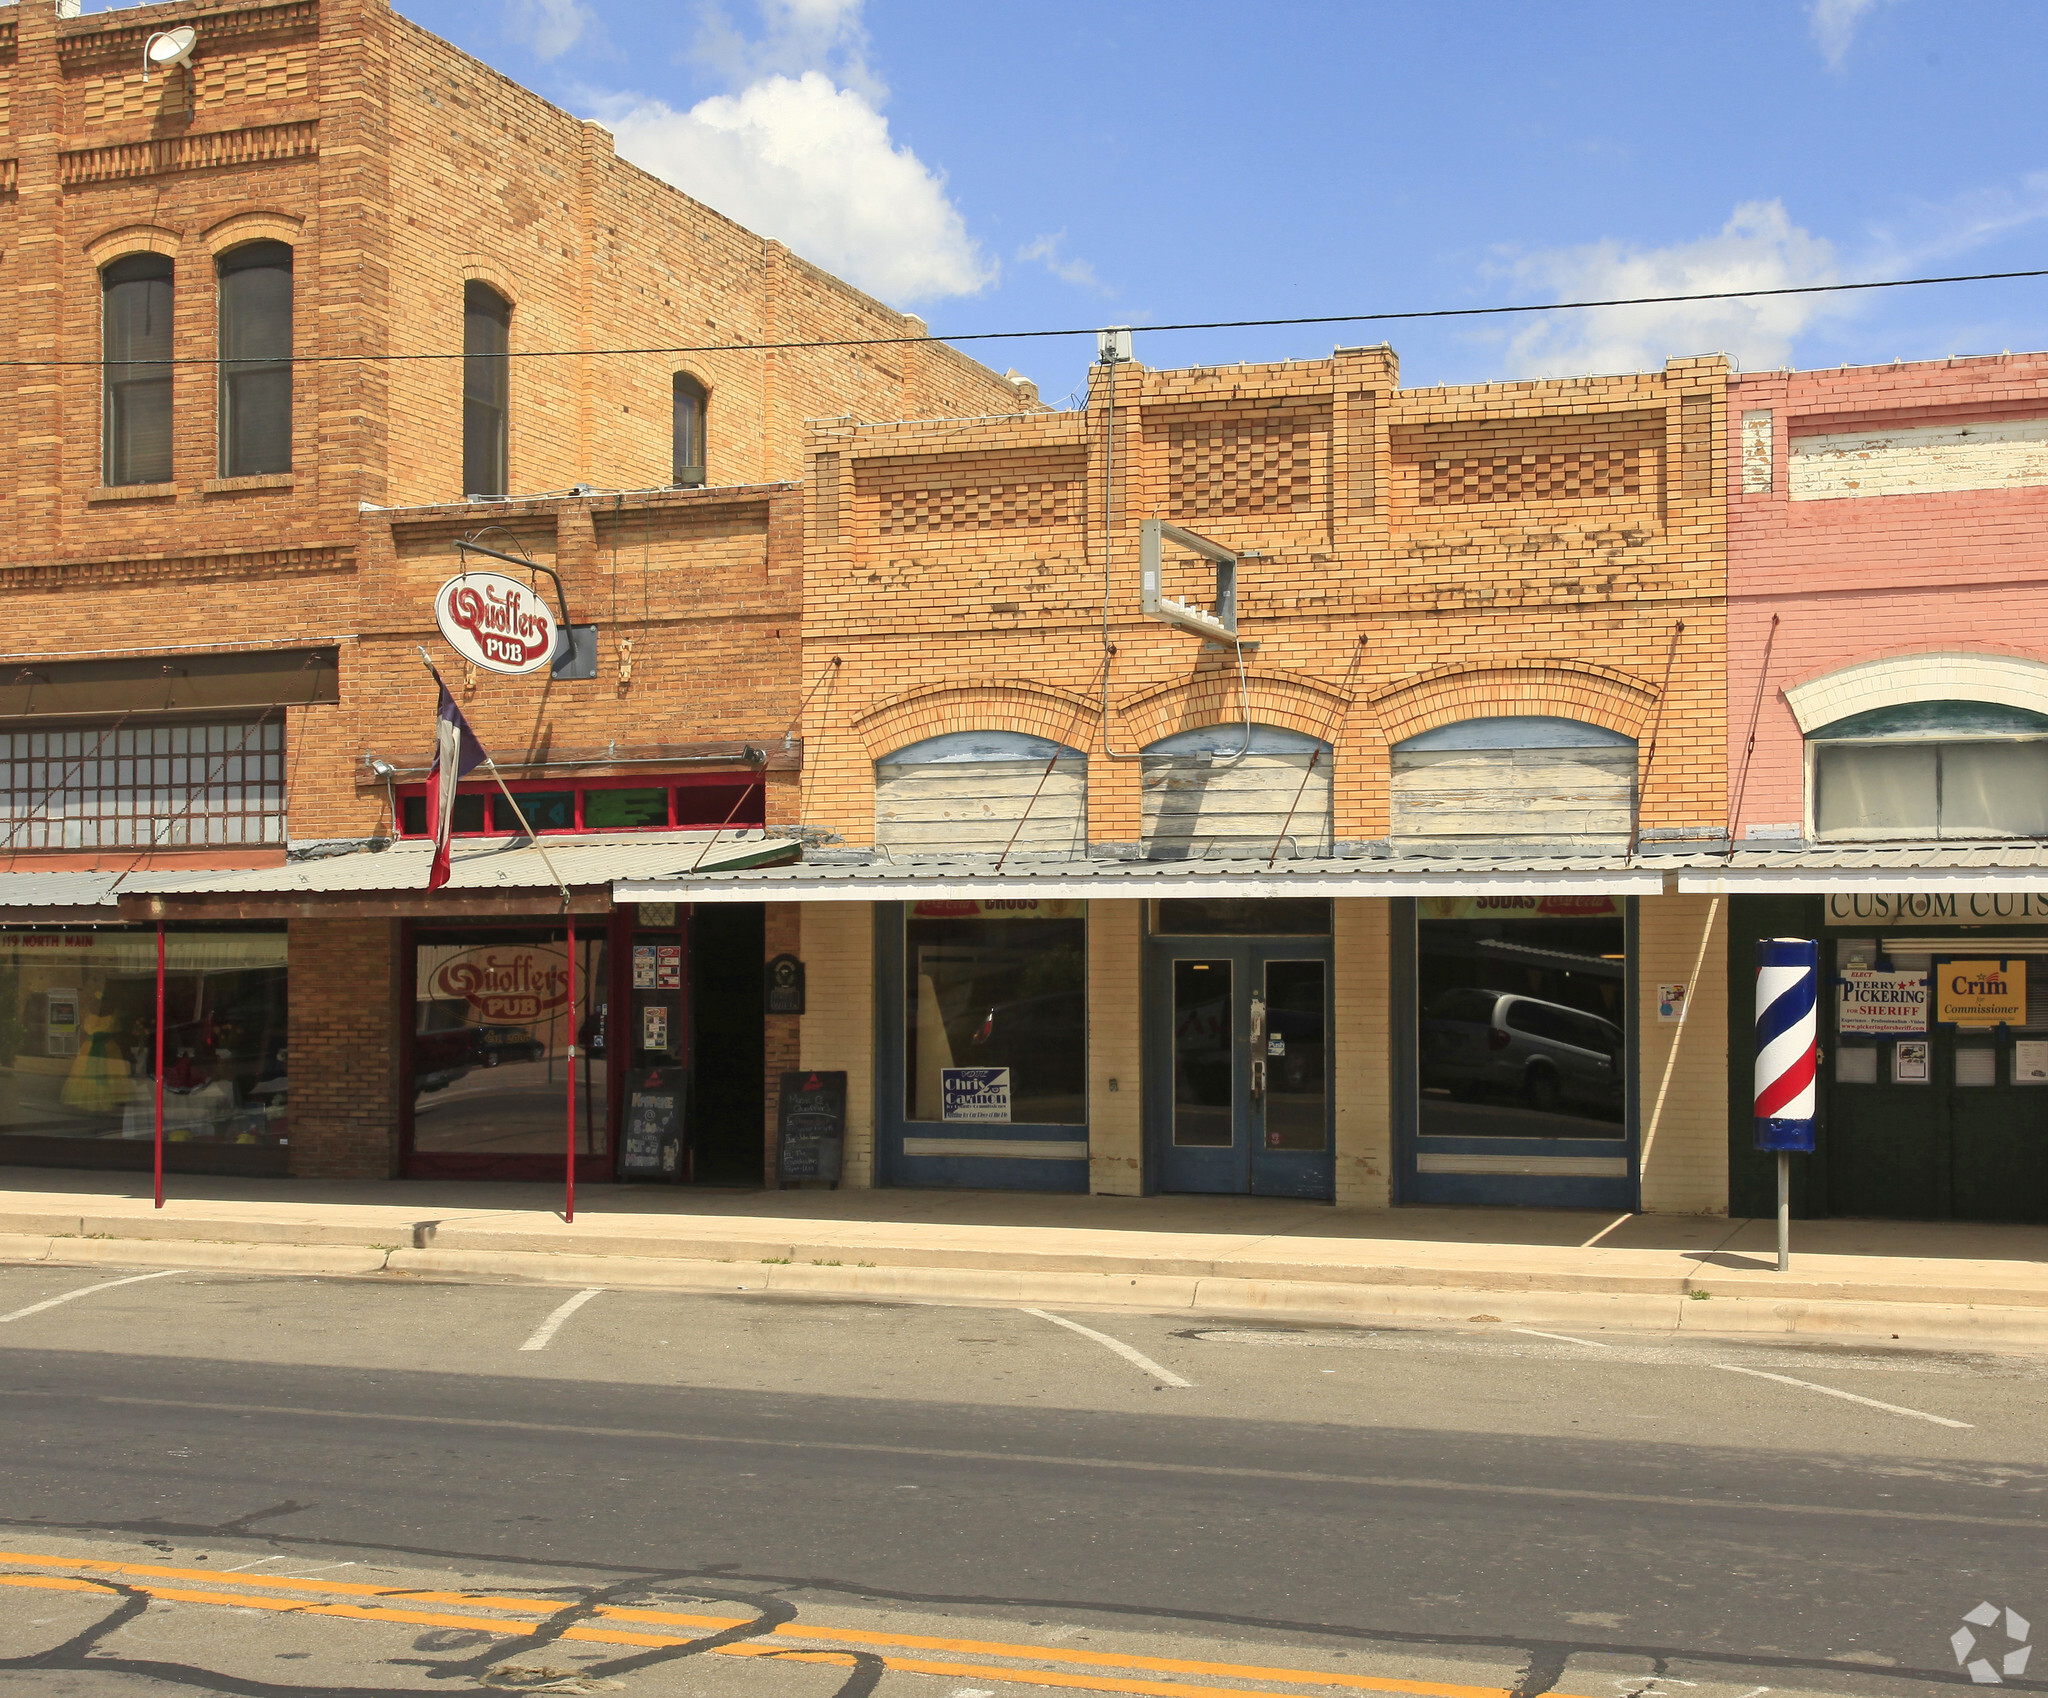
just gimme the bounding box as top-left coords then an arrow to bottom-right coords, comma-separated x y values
1826,935 -> 2048,1223
1397,897 -> 1637,1209
1145,901 -> 1333,1199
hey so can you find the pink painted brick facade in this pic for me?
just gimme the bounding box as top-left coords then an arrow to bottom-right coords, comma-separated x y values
1727,353 -> 2048,836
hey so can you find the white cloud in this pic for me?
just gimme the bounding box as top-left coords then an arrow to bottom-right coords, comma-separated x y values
693,0 -> 883,101
1018,231 -> 1107,293
603,72 -> 994,304
1809,0 -> 1896,70
1497,200 -> 1843,377
507,0 -> 596,60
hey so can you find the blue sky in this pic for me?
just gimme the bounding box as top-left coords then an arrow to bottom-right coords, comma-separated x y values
399,0 -> 2048,401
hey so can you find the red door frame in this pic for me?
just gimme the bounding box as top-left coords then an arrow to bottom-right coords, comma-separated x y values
399,911 -> 633,1182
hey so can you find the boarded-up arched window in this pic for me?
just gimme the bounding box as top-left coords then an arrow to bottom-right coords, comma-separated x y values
875,731 -> 1087,857
1391,716 -> 1635,856
1141,724 -> 1332,860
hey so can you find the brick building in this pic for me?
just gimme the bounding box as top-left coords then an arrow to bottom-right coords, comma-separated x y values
625,347 -> 1738,1212
1688,354 -> 2048,1224
0,0 -> 1024,1182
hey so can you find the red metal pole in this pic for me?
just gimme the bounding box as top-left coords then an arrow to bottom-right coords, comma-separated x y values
565,913 -> 576,1224
153,924 -> 165,1210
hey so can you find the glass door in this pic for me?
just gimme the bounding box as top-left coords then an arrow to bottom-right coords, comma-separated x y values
1150,927 -> 1334,1198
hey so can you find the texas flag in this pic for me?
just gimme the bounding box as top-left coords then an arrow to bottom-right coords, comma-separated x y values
424,667 -> 489,891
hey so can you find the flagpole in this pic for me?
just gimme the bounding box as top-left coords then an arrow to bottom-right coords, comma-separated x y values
153,923 -> 165,1211
565,912 -> 578,1225
413,647 -> 573,911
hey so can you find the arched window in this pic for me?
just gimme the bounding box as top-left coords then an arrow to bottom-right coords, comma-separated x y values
217,240 -> 293,477
1809,700 -> 2048,840
672,373 -> 707,487
1140,724 -> 1332,860
462,281 -> 511,498
1391,716 -> 1635,856
875,731 -> 1086,857
103,252 -> 174,486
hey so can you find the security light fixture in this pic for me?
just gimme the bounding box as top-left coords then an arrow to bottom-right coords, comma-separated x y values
364,758 -> 399,780
143,26 -> 198,78
1097,326 -> 1134,365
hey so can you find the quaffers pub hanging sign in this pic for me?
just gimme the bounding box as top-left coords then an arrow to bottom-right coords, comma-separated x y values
434,571 -> 557,676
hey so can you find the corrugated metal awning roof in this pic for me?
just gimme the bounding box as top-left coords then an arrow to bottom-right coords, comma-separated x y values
121,831 -> 796,897
0,871 -> 122,910
1678,843 -> 2048,894
618,852 -> 1680,903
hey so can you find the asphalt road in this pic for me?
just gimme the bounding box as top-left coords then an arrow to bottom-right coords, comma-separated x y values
0,1262 -> 2044,1698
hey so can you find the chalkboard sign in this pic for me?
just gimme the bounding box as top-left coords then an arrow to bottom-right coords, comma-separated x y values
776,1069 -> 845,1187
620,1069 -> 687,1181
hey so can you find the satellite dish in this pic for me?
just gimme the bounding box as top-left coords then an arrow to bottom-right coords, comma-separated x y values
143,27 -> 197,75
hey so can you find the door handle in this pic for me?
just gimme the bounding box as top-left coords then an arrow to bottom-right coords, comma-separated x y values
1251,1057 -> 1265,1101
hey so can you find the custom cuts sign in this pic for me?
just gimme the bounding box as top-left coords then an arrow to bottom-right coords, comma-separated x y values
434,572 -> 557,676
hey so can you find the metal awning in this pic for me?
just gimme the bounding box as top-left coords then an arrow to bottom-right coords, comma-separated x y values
1677,845 -> 2048,895
618,853 -> 1675,904
115,831 -> 797,919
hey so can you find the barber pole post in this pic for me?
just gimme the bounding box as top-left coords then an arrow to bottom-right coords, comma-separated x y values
1754,937 -> 1818,1272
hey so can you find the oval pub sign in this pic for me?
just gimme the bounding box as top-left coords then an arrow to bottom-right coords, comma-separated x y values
434,571 -> 557,676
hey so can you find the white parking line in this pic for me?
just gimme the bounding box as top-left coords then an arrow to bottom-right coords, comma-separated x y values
1021,1309 -> 1193,1388
1712,1363 -> 1971,1428
0,1269 -> 183,1325
519,1288 -> 604,1352
1510,1327 -> 1615,1348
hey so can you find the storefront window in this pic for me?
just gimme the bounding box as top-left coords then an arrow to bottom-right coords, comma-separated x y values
0,929 -> 287,1147
1810,701 -> 2048,840
904,901 -> 1085,1124
1416,897 -> 1626,1139
412,927 -> 608,1155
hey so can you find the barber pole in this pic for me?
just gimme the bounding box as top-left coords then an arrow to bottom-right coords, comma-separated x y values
1755,937 -> 1818,1271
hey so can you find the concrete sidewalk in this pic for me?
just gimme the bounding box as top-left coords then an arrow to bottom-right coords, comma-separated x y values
2,1170 -> 2045,1346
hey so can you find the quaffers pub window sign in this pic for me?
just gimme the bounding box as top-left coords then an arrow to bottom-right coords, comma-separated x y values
1826,893 -> 2048,923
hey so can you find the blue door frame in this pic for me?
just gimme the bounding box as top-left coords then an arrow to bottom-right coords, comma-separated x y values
1144,930 -> 1337,1199
873,901 -> 1090,1191
1392,896 -> 1641,1210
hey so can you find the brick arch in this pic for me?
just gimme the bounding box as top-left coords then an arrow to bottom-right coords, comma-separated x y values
852,680 -> 1100,761
1370,660 -> 1657,746
85,224 -> 181,269
459,260 -> 519,308
1115,668 -> 1353,751
202,210 -> 303,257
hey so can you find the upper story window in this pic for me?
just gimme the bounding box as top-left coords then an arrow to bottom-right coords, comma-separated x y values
396,772 -> 763,839
1810,700 -> 2048,841
1141,723 -> 1332,860
1391,715 -> 1635,857
1,718 -> 284,849
875,731 -> 1087,858
217,240 -> 293,478
673,373 -> 708,487
462,282 -> 511,498
103,253 -> 175,487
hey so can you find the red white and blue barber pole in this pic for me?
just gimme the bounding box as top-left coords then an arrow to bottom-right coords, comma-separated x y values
1755,937 -> 1818,1270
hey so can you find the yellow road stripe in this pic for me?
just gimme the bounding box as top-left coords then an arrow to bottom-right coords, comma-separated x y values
0,1559 -> 1508,1698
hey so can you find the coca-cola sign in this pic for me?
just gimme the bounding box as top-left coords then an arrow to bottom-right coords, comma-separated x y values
434,571 -> 558,676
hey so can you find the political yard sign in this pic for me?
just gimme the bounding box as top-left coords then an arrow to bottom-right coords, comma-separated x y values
941,1067 -> 1011,1123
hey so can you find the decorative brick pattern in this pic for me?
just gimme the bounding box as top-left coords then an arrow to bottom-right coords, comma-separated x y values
1371,660 -> 1659,746
1165,409 -> 1324,518
1399,416 -> 1658,508
60,119 -> 318,185
870,471 -> 1075,536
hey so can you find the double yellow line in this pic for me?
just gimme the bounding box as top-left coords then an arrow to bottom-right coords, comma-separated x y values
0,1550 -> 1510,1698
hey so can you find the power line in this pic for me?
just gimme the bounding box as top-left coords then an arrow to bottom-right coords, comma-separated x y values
25,265 -> 2047,369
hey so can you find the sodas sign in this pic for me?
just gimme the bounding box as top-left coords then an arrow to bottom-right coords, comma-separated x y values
434,571 -> 557,676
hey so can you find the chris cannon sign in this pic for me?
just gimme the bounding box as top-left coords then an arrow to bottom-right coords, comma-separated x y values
435,572 -> 557,676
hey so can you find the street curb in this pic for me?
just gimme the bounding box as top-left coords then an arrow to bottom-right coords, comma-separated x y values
5,1232 -> 2046,1346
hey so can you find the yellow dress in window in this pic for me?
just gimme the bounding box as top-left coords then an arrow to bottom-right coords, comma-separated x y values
61,1012 -> 132,1113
